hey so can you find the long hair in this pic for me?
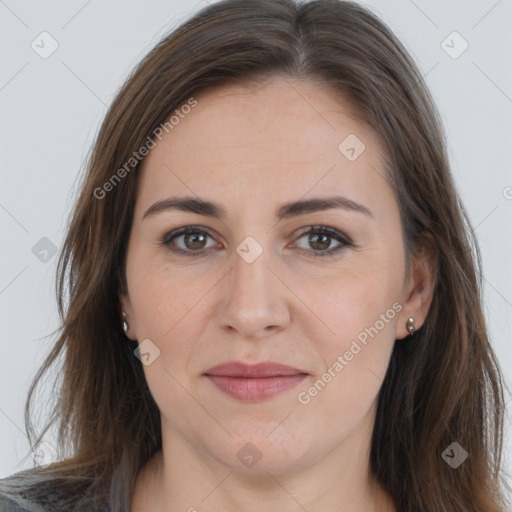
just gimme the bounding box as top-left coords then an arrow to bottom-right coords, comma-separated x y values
1,1 -> 509,510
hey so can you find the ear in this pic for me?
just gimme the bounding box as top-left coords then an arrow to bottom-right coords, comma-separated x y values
119,291 -> 138,341
396,230 -> 438,340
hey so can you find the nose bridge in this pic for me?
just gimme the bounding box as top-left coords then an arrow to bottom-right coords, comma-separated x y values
217,233 -> 290,336
230,236 -> 275,309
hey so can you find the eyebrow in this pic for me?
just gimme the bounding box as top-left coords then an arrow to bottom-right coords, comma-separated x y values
142,195 -> 373,221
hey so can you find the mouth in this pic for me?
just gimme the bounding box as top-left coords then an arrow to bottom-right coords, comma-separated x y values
203,361 -> 309,402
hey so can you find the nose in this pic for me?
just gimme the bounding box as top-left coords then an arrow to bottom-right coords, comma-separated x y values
215,243 -> 291,340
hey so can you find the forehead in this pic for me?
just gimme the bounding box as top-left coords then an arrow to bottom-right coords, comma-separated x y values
135,77 -> 392,220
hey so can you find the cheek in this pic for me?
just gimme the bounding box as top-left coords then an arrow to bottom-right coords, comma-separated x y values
132,279 -> 205,428
305,259 -> 400,345
294,303 -> 396,444
128,252 -> 206,337
300,259 -> 400,401
127,268 -> 204,404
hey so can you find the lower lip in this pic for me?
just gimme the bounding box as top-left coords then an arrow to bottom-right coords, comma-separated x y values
206,374 -> 308,402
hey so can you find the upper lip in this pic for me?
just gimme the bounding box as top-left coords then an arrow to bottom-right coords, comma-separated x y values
204,361 -> 308,378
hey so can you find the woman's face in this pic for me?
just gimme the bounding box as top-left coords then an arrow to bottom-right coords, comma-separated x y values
120,77 -> 431,474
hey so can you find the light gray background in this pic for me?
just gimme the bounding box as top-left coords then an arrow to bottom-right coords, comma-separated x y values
1,0 -> 511,494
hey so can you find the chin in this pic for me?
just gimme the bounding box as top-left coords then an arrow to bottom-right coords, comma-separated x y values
207,430 -> 316,476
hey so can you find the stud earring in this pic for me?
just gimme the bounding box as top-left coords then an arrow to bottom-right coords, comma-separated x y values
406,317 -> 415,336
122,311 -> 129,334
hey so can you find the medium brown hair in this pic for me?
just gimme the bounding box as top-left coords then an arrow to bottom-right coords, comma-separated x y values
1,0 -> 509,511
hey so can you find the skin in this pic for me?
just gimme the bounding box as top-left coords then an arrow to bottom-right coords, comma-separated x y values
120,76 -> 436,512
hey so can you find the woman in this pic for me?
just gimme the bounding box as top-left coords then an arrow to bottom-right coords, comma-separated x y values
1,0 -> 509,510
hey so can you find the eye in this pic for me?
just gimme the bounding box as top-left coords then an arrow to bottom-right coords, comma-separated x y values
160,225 -> 352,258
160,226 -> 218,257
293,225 -> 352,258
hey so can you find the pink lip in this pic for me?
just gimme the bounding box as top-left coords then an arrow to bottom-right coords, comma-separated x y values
204,361 -> 308,402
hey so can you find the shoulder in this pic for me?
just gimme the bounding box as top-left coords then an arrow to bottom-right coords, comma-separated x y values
0,491 -> 39,512
0,469 -> 109,512
0,471 -> 50,512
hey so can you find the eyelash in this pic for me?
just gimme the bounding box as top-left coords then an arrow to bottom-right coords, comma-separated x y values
159,225 -> 353,259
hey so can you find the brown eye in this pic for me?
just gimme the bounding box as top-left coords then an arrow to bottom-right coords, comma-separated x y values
161,226 -> 217,256
308,233 -> 331,251
294,226 -> 352,258
181,232 -> 208,250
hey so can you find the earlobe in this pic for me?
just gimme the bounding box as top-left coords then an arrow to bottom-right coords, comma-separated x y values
397,230 -> 438,340
119,292 -> 138,341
